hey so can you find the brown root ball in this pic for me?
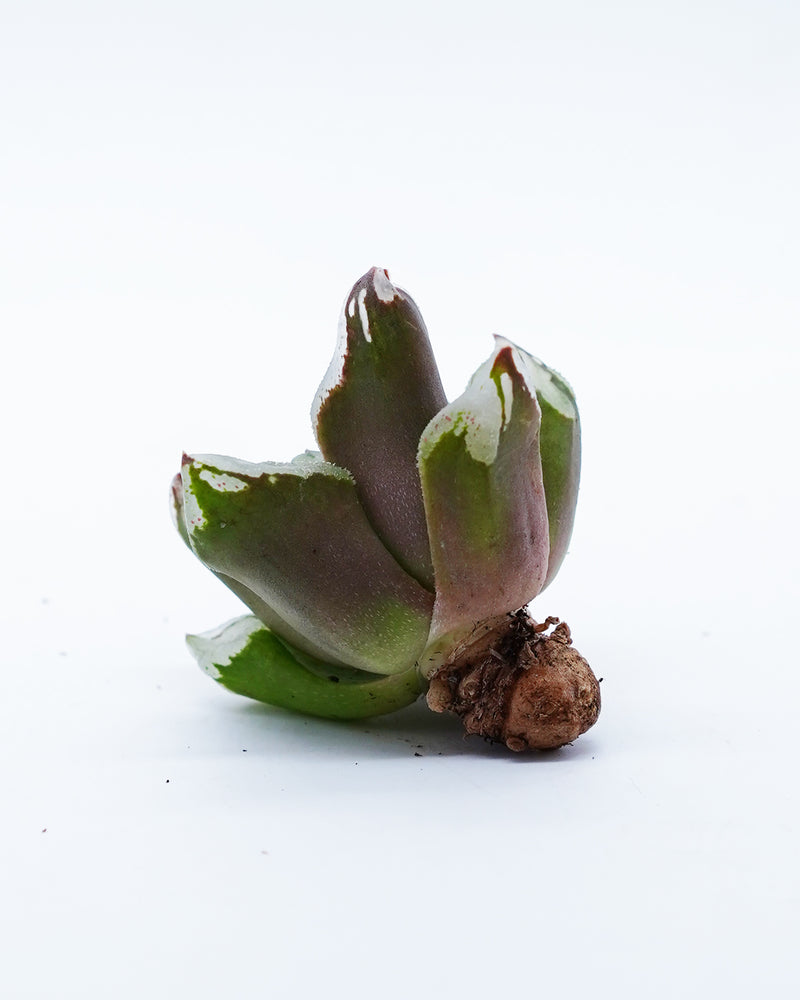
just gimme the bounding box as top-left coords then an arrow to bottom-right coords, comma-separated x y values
426,613 -> 600,751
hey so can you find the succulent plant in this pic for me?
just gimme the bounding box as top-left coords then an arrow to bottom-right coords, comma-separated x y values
171,268 -> 600,751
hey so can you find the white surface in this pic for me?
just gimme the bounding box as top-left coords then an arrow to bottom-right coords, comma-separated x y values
2,2 -> 799,998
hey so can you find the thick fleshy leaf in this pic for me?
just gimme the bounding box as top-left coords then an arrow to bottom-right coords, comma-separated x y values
187,615 -> 424,720
527,360 -> 581,588
170,472 -> 190,547
418,338 -> 550,660
172,467 -> 344,664
181,453 -> 434,675
312,267 -> 446,590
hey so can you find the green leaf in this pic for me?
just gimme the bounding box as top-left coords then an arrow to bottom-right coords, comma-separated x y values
527,359 -> 581,589
187,615 -> 424,719
313,268 -> 446,590
173,464 -> 347,665
418,338 -> 550,656
181,452 -> 434,675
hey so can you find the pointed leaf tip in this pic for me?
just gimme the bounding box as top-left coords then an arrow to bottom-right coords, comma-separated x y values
312,270 -> 446,589
369,267 -> 399,303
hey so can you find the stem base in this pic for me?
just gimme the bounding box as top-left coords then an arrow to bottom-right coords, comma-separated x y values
426,611 -> 600,751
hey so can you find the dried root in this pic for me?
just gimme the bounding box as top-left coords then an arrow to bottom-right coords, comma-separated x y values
426,610 -> 600,751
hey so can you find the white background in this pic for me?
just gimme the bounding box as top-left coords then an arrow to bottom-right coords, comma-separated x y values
2,2 -> 799,997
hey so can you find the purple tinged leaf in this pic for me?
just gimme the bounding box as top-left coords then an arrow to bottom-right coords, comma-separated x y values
170,472 -> 190,548
180,453 -> 434,675
418,338 -> 550,651
173,466 -> 339,660
312,268 -> 446,590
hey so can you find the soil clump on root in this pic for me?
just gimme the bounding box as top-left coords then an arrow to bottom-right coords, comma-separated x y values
426,611 -> 600,751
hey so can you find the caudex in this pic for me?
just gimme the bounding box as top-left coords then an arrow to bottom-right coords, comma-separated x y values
171,268 -> 600,751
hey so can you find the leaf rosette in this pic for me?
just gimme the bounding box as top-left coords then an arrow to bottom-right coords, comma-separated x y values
172,268 -> 595,746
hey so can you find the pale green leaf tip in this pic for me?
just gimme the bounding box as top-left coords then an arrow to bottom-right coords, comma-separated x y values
418,335 -> 541,468
186,616 -> 258,680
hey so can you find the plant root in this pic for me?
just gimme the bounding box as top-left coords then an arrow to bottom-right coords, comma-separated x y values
426,610 -> 600,751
